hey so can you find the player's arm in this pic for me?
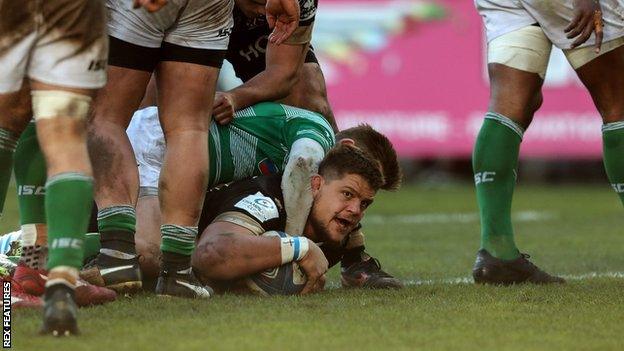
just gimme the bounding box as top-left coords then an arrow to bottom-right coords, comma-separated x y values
282,138 -> 325,235
192,220 -> 327,294
192,221 -> 284,280
213,42 -> 308,124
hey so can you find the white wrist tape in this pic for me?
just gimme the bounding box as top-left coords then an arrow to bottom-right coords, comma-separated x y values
280,237 -> 310,264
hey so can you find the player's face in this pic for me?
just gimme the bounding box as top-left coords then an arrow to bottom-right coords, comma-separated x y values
308,173 -> 376,245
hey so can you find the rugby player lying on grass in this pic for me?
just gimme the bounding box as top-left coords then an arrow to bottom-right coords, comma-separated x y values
190,144 -> 387,295
7,101 -> 402,299
123,102 -> 403,296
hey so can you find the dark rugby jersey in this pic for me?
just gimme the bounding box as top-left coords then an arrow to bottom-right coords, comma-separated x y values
226,0 -> 319,82
198,173 -> 354,268
198,174 -> 286,235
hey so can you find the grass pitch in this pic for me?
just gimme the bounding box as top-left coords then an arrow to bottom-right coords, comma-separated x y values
1,183 -> 623,350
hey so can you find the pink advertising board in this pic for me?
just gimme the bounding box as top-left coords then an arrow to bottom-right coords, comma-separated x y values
318,0 -> 603,159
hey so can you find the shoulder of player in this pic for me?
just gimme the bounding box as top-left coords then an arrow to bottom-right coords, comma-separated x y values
232,175 -> 285,223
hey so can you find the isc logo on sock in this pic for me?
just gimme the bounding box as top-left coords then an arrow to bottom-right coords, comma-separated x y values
17,185 -> 45,196
612,183 -> 624,193
474,172 -> 496,185
50,238 -> 82,250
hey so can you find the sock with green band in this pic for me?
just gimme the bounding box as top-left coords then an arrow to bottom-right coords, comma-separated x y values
161,224 -> 198,269
602,121 -> 624,206
473,112 -> 524,260
0,127 -> 19,216
46,172 -> 94,270
14,122 -> 48,269
97,205 -> 137,254
97,205 -> 136,233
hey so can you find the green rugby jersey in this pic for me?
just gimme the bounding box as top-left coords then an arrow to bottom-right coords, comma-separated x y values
208,102 -> 335,187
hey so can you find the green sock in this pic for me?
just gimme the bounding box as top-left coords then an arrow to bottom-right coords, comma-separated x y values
97,205 -> 137,254
161,224 -> 197,258
0,127 -> 19,216
83,232 -> 101,264
46,172 -> 94,270
602,122 -> 624,206
473,112 -> 524,260
97,206 -> 136,233
14,122 -> 48,269
14,122 -> 46,225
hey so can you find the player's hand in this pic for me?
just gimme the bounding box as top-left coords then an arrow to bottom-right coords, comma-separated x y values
133,0 -> 168,12
564,0 -> 603,52
212,92 -> 236,125
298,240 -> 328,295
266,0 -> 300,45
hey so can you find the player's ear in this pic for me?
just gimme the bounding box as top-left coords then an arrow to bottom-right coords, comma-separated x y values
338,138 -> 355,147
310,174 -> 323,194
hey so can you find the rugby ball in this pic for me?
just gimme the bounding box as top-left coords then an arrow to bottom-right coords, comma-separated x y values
245,231 -> 307,296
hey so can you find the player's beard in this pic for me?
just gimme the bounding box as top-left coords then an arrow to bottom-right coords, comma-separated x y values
308,211 -> 341,249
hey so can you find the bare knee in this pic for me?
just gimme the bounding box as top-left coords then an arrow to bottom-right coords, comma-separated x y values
488,64 -> 545,129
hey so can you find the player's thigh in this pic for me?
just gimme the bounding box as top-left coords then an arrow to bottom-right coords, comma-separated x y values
156,61 -> 221,132
91,37 -> 157,128
155,0 -> 232,132
487,26 -> 551,127
91,66 -> 152,128
0,82 -> 32,133
573,43 -> 624,123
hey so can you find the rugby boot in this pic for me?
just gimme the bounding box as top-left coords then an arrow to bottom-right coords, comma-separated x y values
155,266 -> 213,299
0,277 -> 43,309
80,251 -> 142,293
16,264 -> 117,306
341,257 -> 404,289
75,278 -> 117,307
40,283 -> 79,336
13,263 -> 47,296
472,249 -> 565,285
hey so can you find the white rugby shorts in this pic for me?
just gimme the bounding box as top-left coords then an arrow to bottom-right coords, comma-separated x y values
107,0 -> 234,50
127,107 -> 165,192
0,0 -> 107,93
476,0 -> 624,49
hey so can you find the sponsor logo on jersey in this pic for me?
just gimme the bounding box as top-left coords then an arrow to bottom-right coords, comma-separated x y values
258,158 -> 279,175
235,192 -> 279,222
